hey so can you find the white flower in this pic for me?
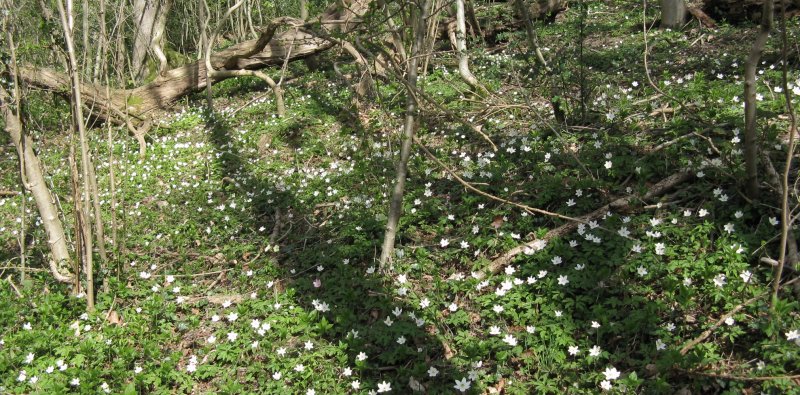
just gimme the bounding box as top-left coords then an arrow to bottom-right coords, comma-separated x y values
454,377 -> 471,392
306,389 -> 316,395
440,238 -> 449,248
600,380 -> 612,390
637,266 -> 648,277
603,366 -> 621,381
740,270 -> 752,283
769,217 -> 779,226
654,243 -> 665,255
568,346 -> 579,355
351,380 -> 361,389
589,345 -> 601,357
786,329 -> 800,341
420,298 -> 430,308
604,161 -> 612,169
226,312 -> 238,322
24,352 -> 34,364
294,364 -> 305,372
656,339 -> 666,351
724,223 -> 735,234
725,317 -> 735,326
489,326 -> 501,335
377,381 -> 392,393
713,274 -> 726,288
227,332 -> 238,342
428,366 -> 439,377
357,351 -> 368,361
503,334 -> 517,346
526,325 -> 536,333
70,377 -> 81,386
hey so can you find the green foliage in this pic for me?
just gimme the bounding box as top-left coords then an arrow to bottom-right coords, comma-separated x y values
2,1 -> 800,394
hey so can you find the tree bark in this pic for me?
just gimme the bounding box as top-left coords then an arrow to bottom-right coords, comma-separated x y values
57,0 -> 96,311
451,0 -> 484,91
743,0 -> 774,200
379,0 -> 432,270
132,0 -> 171,83
661,0 -> 687,29
1,86 -> 76,284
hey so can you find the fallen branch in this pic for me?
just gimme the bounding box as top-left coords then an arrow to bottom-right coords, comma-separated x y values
675,367 -> 800,382
687,5 -> 717,28
488,171 -> 692,274
679,275 -> 800,356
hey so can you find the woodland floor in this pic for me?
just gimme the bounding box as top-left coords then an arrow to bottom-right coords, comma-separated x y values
1,1 -> 800,394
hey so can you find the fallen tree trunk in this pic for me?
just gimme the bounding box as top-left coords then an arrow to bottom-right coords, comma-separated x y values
488,172 -> 693,274
15,0 -> 372,122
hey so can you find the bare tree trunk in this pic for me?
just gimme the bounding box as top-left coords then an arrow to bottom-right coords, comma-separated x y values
744,0 -> 774,200
379,0 -> 431,270
1,21 -> 75,284
300,0 -> 309,20
56,0 -> 95,311
1,90 -> 76,284
661,0 -> 686,29
451,0 -> 484,92
514,0 -> 548,68
132,0 -> 171,83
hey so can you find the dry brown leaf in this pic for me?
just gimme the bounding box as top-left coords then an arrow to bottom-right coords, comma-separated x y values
105,310 -> 123,326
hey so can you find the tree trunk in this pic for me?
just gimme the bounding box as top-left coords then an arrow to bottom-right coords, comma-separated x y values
300,0 -> 309,20
514,0 -> 549,68
57,0 -> 96,311
661,0 -> 687,28
452,0 -> 483,91
1,86 -> 76,284
132,0 -> 171,83
743,0 -> 774,200
379,0 -> 432,270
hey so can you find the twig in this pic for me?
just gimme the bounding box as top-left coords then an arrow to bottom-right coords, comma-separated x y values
675,367 -> 800,382
414,135 -> 595,226
488,171 -> 692,273
169,269 -> 230,278
680,275 -> 800,355
5,275 -> 22,298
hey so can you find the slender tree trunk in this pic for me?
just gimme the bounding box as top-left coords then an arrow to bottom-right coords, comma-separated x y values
1,23 -> 75,284
379,0 -> 431,270
452,0 -> 483,91
514,0 -> 548,68
56,0 -> 95,311
660,0 -> 686,29
300,0 -> 309,20
744,0 -> 774,200
1,90 -> 76,284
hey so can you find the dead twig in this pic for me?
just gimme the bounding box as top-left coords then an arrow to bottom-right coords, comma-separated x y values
680,275 -> 800,355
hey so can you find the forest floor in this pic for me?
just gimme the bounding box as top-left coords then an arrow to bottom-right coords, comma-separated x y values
1,1 -> 800,394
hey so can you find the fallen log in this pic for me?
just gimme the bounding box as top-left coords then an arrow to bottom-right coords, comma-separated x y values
14,0 -> 372,123
488,172 -> 693,274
